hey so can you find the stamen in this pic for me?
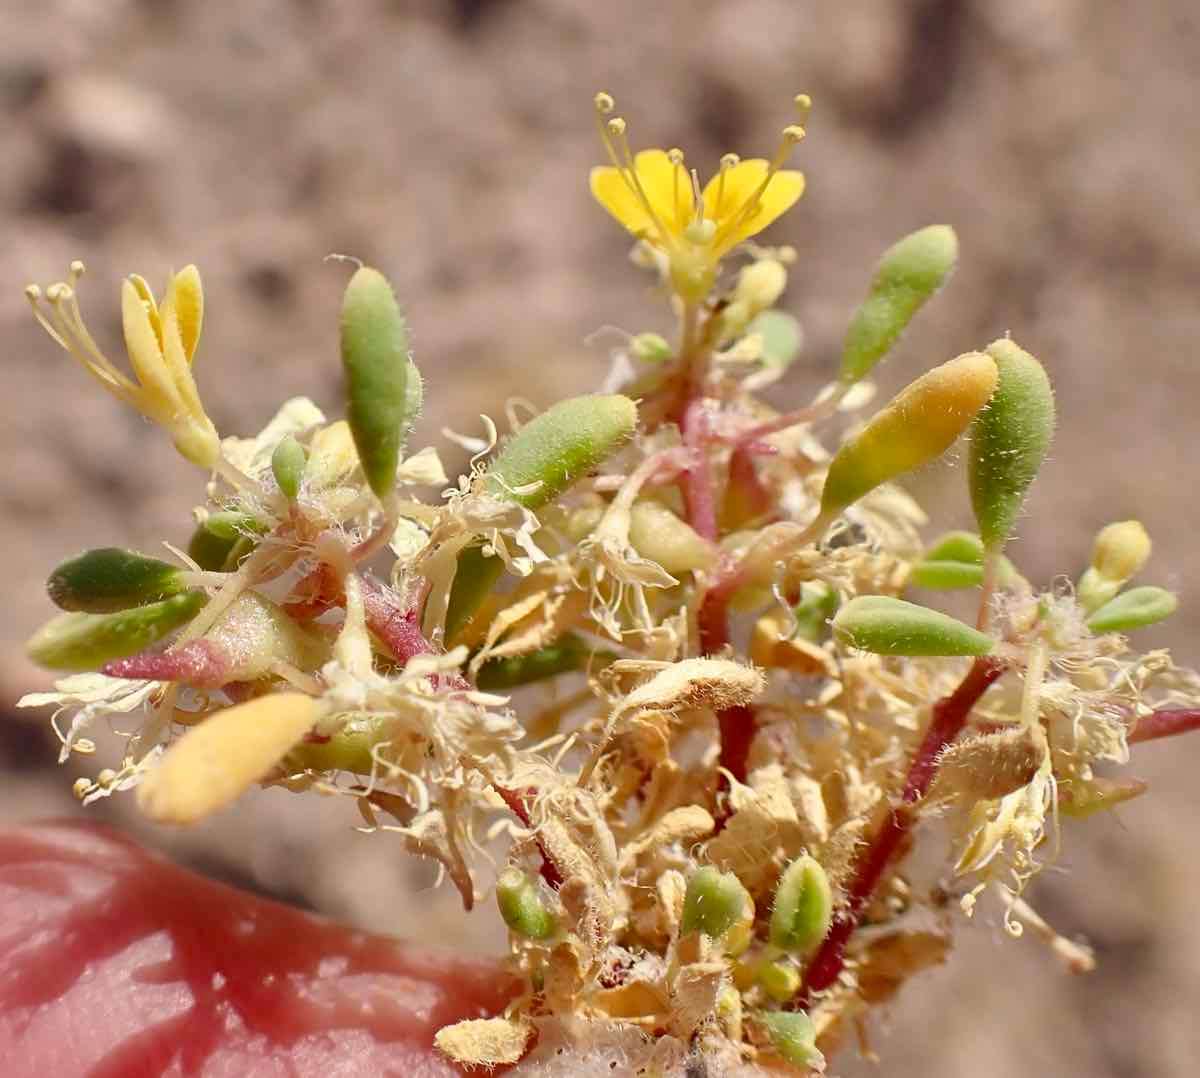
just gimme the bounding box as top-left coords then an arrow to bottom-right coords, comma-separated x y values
607,117 -> 671,246
794,93 -> 813,125
713,153 -> 740,220
668,148 -> 686,228
594,91 -> 615,115
713,123 -> 806,249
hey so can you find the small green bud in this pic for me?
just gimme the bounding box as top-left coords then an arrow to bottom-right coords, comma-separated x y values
186,525 -> 241,572
968,339 -> 1055,550
1060,776 -> 1148,818
1079,520 -> 1152,613
628,501 -> 715,574
475,633 -> 599,690
821,352 -> 999,517
755,959 -> 802,1002
924,530 -> 985,564
444,544 -> 505,642
630,332 -> 672,362
27,591 -> 207,671
270,435 -> 307,500
202,511 -> 269,541
832,595 -> 995,657
840,224 -> 958,384
681,866 -> 755,943
792,582 -> 840,642
489,394 -> 638,510
759,1010 -> 824,1070
769,854 -> 833,954
496,868 -> 557,940
48,548 -> 185,613
1085,585 -> 1178,634
340,266 -> 411,499
747,310 -> 803,370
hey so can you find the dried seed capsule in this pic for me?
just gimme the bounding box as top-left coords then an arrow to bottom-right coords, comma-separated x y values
840,224 -> 958,384
48,547 -> 186,613
270,434 -> 307,500
769,854 -> 833,954
832,595 -> 994,657
138,692 -> 321,824
1079,520 -> 1152,613
1085,585 -> 1178,634
495,868 -> 558,940
26,591 -> 206,671
681,866 -> 755,945
821,352 -> 998,517
474,633 -> 598,691
628,501 -> 715,574
488,394 -> 638,510
340,266 -> 411,499
969,339 -> 1055,550
759,1010 -> 824,1070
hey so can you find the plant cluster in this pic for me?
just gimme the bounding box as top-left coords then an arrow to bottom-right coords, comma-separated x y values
19,93 -> 1200,1075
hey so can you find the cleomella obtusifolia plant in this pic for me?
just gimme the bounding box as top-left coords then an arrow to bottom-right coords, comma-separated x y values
18,92 -> 1200,1075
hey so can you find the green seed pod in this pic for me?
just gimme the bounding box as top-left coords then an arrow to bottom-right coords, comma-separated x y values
489,394 -> 638,510
496,868 -> 557,940
747,310 -> 803,370
832,595 -> 995,657
270,435 -> 307,500
840,224 -> 958,384
186,525 -> 241,572
1085,585 -> 1178,634
755,960 -> 802,1002
792,582 -> 840,642
821,352 -> 999,517
681,866 -> 755,943
628,501 -> 715,574
203,511 -> 269,541
969,339 -> 1055,550
340,266 -> 411,499
759,1010 -> 824,1070
475,633 -> 599,691
26,591 -> 206,671
769,854 -> 833,954
48,548 -> 185,613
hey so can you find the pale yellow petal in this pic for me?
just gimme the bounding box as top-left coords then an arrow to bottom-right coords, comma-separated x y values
120,278 -> 175,407
138,692 -> 321,824
168,265 -> 203,363
127,274 -> 163,354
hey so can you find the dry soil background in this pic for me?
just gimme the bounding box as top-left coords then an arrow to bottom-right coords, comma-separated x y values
2,2 -> 1200,1075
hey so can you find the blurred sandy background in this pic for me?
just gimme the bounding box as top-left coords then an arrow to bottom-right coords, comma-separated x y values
2,1 -> 1199,1074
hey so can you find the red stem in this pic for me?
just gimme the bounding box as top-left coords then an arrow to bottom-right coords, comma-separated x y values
493,785 -> 565,891
797,655 -> 1006,1003
681,399 -> 718,542
1128,708 -> 1200,745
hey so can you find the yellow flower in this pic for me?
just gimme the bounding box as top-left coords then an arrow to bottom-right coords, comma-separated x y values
26,261 -> 220,469
590,92 -> 808,300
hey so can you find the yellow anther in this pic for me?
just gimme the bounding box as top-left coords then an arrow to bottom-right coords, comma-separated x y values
606,117 -> 627,137
24,284 -> 41,301
794,93 -> 813,122
667,147 -> 685,166
594,91 -> 615,114
97,767 -> 117,788
70,259 -> 86,278
72,777 -> 91,800
720,153 -> 740,170
782,124 -> 806,144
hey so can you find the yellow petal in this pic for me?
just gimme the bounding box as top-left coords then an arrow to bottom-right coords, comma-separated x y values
138,692 -> 321,824
590,150 -> 693,243
168,265 -> 204,363
703,162 -> 805,254
591,165 -> 657,240
127,274 -> 163,354
120,278 -> 175,406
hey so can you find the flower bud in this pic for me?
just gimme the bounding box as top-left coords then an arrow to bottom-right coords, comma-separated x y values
1060,776 -> 1148,818
924,530 -> 985,564
1079,520 -> 1152,613
628,501 -> 715,574
748,310 -> 803,370
769,854 -> 833,954
630,332 -> 672,362
820,352 -> 998,517
756,960 -> 802,1002
203,511 -> 269,541
681,866 -> 755,945
792,581 -> 839,642
47,547 -> 186,613
832,595 -> 994,657
969,339 -> 1055,550
489,394 -> 638,510
496,868 -> 558,940
759,1010 -> 824,1070
1085,585 -> 1178,634
475,633 -> 596,691
340,266 -> 411,499
840,224 -> 958,384
270,435 -> 307,500
26,591 -> 206,671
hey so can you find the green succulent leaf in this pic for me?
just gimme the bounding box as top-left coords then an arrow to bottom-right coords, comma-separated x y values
1086,586 -> 1178,634
833,595 -> 994,657
48,548 -> 186,613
